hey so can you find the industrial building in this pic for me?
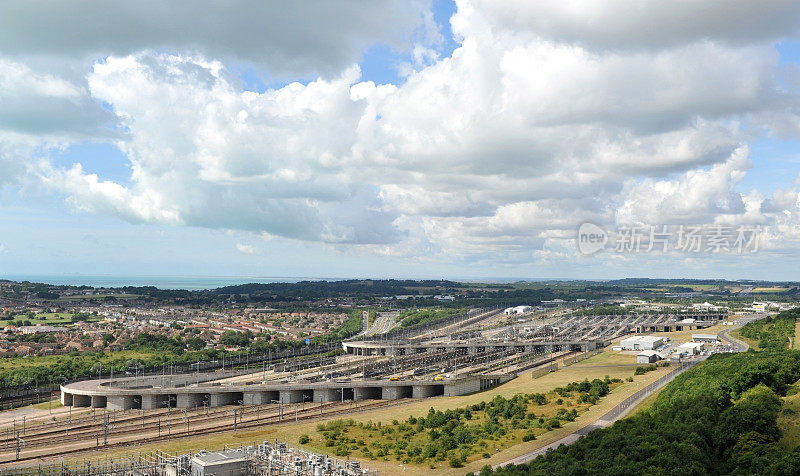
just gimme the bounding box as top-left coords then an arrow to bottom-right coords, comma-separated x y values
677,342 -> 705,355
692,334 -> 718,343
191,450 -> 250,476
619,335 -> 663,351
636,351 -> 662,364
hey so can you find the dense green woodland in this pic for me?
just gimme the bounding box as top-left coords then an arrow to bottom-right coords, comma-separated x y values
479,309 -> 800,476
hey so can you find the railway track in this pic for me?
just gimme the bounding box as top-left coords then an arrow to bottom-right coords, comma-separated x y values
0,399 -> 407,467
0,403 -> 278,450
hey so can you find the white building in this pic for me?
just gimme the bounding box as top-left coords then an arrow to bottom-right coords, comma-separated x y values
504,305 -> 533,315
18,325 -> 63,335
677,342 -> 705,355
637,351 -> 662,364
620,335 -> 664,351
692,334 -> 718,343
691,302 -> 729,312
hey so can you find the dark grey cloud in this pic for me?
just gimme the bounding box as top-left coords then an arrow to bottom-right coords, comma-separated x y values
0,0 -> 430,77
477,0 -> 800,51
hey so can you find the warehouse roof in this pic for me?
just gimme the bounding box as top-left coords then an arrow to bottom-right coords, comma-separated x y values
692,334 -> 718,341
621,335 -> 662,343
677,342 -> 704,349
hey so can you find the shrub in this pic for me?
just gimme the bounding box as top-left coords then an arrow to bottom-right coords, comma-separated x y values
298,434 -> 310,444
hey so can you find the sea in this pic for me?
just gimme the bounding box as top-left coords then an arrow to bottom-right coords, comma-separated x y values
0,275 -> 334,290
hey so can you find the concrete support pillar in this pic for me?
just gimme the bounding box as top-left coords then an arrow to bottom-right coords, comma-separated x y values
444,379 -> 479,397
91,395 -> 107,408
73,394 -> 91,407
107,395 -> 134,411
382,387 -> 400,400
353,388 -> 366,401
141,395 -> 160,410
177,393 -> 203,409
244,391 -> 277,405
61,392 -> 73,406
313,388 -> 338,403
279,390 -> 305,404
382,386 -> 413,400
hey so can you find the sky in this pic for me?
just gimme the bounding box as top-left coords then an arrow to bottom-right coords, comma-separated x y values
2,0 -> 800,282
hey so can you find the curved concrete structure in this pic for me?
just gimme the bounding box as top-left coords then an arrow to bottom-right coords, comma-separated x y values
61,373 -> 513,411
342,339 -> 601,357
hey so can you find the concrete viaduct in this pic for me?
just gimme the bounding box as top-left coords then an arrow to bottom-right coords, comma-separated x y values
342,339 -> 603,357
61,373 -> 513,411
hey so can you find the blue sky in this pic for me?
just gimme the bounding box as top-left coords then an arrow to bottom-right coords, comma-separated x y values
1,0 -> 800,283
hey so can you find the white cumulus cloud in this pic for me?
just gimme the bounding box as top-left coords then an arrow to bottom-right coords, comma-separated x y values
4,0 -> 800,267
236,243 -> 260,255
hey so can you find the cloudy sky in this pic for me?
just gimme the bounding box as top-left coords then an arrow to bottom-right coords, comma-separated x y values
1,0 -> 800,281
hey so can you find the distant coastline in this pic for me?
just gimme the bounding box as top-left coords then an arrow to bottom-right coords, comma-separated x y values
0,275 -> 564,291
0,275 -> 331,291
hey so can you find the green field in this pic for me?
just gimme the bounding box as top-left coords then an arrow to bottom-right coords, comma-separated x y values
6,312 -> 77,326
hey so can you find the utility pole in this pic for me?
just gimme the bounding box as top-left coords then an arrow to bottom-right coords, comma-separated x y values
15,432 -> 22,460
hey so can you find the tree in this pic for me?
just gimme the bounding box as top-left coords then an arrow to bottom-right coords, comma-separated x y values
187,337 -> 206,351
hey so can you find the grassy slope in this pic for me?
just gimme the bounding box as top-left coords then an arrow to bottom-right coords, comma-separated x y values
794,320 -> 800,350
779,389 -> 800,450
731,327 -> 759,350
0,350 -> 157,371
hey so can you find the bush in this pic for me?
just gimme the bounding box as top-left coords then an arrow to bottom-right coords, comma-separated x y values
298,434 -> 310,444
634,365 -> 657,375
449,456 -> 464,468
522,431 -> 536,442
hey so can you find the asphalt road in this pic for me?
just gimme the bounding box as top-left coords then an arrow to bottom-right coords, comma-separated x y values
360,311 -> 400,337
